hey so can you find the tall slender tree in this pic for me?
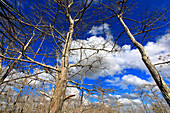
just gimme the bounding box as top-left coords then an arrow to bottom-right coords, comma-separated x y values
98,0 -> 170,106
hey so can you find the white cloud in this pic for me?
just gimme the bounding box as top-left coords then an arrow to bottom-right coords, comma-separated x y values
70,35 -> 120,78
121,93 -> 139,99
66,87 -> 89,105
23,68 -> 55,87
66,87 -> 80,99
88,23 -> 111,37
118,98 -> 142,105
145,34 -> 170,78
105,77 -> 120,85
108,94 -> 121,99
105,74 -> 155,89
90,94 -> 98,98
108,93 -> 142,106
121,74 -> 151,88
70,26 -> 170,79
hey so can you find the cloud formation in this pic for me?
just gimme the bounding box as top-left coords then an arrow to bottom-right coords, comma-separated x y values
121,74 -> 151,88
108,93 -> 142,105
105,74 -> 155,89
70,23 -> 170,79
88,23 -> 111,36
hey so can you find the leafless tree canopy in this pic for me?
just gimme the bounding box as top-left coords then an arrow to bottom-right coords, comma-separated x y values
0,0 -> 169,112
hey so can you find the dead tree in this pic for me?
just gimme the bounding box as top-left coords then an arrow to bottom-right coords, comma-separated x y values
98,0 -> 170,107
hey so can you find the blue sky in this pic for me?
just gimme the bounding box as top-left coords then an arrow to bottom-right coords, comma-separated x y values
1,0 -> 170,107
67,0 -> 170,104
68,22 -> 170,105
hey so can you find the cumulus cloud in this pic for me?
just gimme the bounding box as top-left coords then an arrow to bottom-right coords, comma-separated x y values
70,24 -> 170,79
108,94 -> 121,99
145,34 -> 170,78
120,74 -> 152,89
118,34 -> 170,76
1,68 -> 56,97
66,87 -> 89,105
70,35 -> 120,78
121,93 -> 139,99
118,98 -> 142,105
28,68 -> 55,86
105,74 -> 155,89
66,87 -> 80,99
88,23 -> 111,38
108,93 -> 142,106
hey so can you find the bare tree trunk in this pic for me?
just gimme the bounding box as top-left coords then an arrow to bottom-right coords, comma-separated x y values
118,15 -> 170,107
49,15 -> 74,113
49,68 -> 68,113
0,40 -> 2,76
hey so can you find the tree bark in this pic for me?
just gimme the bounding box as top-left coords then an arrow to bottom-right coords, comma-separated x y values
0,41 -> 2,76
118,15 -> 170,107
48,67 -> 68,113
49,15 -> 74,113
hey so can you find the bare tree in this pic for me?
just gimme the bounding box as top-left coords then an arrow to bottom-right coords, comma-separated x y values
0,0 -> 118,112
1,0 -> 169,112
98,0 -> 170,107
